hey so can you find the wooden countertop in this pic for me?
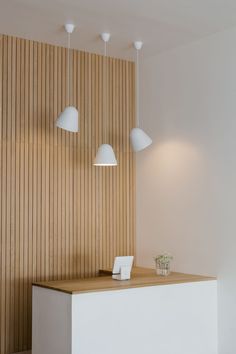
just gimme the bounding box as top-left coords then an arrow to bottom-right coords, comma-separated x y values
32,267 -> 216,295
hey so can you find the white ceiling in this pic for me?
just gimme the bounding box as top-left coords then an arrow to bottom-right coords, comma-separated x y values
1,0 -> 236,59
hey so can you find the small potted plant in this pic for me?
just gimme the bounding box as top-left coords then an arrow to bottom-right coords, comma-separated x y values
154,253 -> 173,276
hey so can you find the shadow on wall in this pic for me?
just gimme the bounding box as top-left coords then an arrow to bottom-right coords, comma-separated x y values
137,138 -> 209,232
137,139 -> 219,275
140,139 -> 207,198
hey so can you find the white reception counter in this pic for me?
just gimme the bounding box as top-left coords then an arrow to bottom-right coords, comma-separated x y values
32,267 -> 217,354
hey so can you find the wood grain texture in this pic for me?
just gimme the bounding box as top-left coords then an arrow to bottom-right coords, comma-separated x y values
0,34 -> 136,354
33,267 -> 216,294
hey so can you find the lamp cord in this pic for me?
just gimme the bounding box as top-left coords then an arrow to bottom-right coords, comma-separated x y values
136,48 -> 139,128
104,40 -> 107,142
67,32 -> 71,106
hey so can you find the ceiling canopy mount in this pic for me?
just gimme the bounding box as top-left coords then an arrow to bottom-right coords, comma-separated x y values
65,23 -> 75,34
133,41 -> 143,51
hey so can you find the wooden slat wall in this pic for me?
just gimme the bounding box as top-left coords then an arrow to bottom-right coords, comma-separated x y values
0,34 -> 136,354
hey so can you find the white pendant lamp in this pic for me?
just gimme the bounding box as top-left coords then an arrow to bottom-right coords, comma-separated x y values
130,41 -> 152,152
56,24 -> 79,132
94,144 -> 117,166
94,33 -> 117,166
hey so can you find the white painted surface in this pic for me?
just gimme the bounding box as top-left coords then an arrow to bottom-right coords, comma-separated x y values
32,286 -> 72,354
137,27 -> 236,354
32,281 -> 217,354
1,0 -> 236,59
72,281 -> 217,354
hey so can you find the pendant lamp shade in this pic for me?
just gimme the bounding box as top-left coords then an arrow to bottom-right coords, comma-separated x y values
55,24 -> 79,132
94,144 -> 117,166
94,33 -> 117,166
56,106 -> 79,132
130,41 -> 152,152
130,127 -> 152,152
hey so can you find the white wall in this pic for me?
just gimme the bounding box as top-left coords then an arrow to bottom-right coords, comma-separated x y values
137,27 -> 236,354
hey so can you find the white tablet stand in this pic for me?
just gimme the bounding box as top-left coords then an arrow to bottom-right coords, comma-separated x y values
112,256 -> 134,280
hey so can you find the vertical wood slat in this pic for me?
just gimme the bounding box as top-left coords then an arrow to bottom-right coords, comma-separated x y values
0,33 -> 136,354
1,35 -> 7,354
